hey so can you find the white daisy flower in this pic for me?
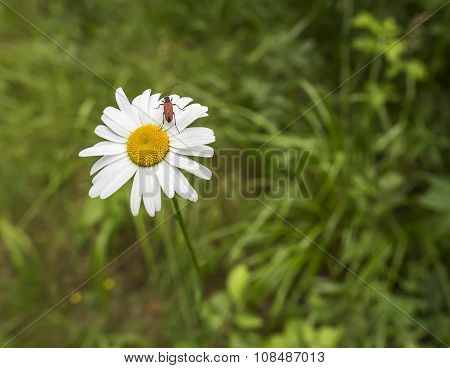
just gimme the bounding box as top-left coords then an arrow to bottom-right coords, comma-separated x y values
79,87 -> 214,217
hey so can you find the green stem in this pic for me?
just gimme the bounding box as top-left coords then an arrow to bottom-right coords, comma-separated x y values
171,197 -> 203,290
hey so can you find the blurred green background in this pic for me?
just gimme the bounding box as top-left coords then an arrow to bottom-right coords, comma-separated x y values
1,0 -> 449,347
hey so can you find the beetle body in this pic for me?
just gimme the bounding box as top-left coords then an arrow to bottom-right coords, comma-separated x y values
163,96 -> 174,123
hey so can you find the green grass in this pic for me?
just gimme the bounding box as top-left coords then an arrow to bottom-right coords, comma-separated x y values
0,0 -> 449,347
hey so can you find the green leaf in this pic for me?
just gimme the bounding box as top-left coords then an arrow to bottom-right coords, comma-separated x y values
0,218 -> 38,273
227,264 -> 250,305
234,313 -> 263,330
419,176 -> 450,213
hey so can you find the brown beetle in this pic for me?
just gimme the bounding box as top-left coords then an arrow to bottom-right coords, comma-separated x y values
163,95 -> 175,124
156,84 -> 185,132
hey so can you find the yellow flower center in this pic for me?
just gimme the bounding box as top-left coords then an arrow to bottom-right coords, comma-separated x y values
127,125 -> 169,167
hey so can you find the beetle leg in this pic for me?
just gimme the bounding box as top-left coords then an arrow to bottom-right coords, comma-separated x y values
154,103 -> 164,110
158,117 -> 165,130
173,114 -> 180,133
172,104 -> 186,111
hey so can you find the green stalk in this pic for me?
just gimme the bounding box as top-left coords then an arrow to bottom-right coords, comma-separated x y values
171,197 -> 203,298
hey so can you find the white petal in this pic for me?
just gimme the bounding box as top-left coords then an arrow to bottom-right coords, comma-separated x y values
131,93 -> 144,126
176,103 -> 208,131
152,177 -> 162,212
89,157 -> 131,197
100,162 -> 137,199
165,152 -> 212,180
94,125 -> 127,143
169,94 -> 180,104
101,110 -> 132,138
145,167 -> 161,212
155,161 -> 174,198
132,89 -> 155,126
92,156 -> 131,185
103,106 -> 136,133
130,168 -> 142,216
143,92 -> 163,127
141,168 -> 156,217
175,97 -> 193,109
170,128 -> 215,148
168,127 -> 214,138
171,167 -> 198,202
115,87 -> 139,126
90,153 -> 127,175
149,93 -> 162,109
162,121 -> 179,134
79,142 -> 126,157
89,185 -> 102,198
170,145 -> 214,158
94,141 -> 114,146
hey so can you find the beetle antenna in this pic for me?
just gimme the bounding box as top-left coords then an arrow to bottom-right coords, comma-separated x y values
160,83 -> 178,97
167,83 -> 178,96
